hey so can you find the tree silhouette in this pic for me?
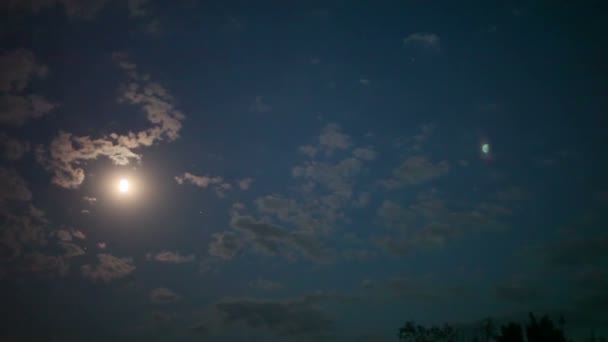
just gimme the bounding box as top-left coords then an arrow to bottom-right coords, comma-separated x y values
397,312 -> 588,342
525,313 -> 567,342
481,317 -> 497,342
398,320 -> 456,342
495,322 -> 524,342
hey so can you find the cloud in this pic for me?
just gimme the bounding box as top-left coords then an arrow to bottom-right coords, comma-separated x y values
1,0 -> 111,19
0,167 -> 32,203
238,178 -> 254,190
40,131 -> 141,188
0,48 -> 48,93
299,145 -> 318,158
81,254 -> 136,282
375,190 -> 513,255
55,229 -> 72,241
149,287 -> 181,304
292,157 -> 363,198
249,277 -> 283,291
38,54 -> 185,188
175,172 -> 240,197
114,52 -> 185,143
318,123 -> 352,154
127,0 -> 149,17
250,95 -> 272,113
0,205 -> 49,248
21,252 -> 69,276
82,196 -> 97,204
230,215 -> 326,261
149,251 -> 195,264
59,242 -> 85,258
381,156 -> 449,189
0,134 -> 30,160
71,230 -> 86,240
215,298 -> 332,337
403,32 -> 441,50
352,147 -> 376,161
0,94 -> 57,126
208,231 -> 244,259
0,49 -> 55,126
175,172 -> 223,188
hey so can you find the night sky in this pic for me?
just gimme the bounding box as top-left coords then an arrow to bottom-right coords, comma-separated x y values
1,1 -> 607,341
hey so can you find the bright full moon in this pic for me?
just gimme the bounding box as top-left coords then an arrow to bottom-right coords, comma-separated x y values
118,179 -> 130,193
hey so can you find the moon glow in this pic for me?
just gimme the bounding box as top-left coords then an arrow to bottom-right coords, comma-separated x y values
118,179 -> 130,193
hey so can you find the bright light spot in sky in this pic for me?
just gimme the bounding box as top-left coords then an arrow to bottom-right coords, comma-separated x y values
481,143 -> 490,154
118,179 -> 130,193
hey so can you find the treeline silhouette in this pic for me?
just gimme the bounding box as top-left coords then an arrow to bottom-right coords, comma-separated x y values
398,313 -> 606,342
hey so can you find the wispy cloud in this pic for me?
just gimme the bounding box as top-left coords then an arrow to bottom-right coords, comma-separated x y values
318,123 -> 353,154
374,189 -> 515,255
381,156 -> 450,189
0,167 -> 32,203
0,49 -> 56,126
175,172 -> 224,188
249,277 -> 283,291
149,287 -> 181,304
1,0 -> 114,19
147,251 -> 195,264
214,297 -> 332,337
250,95 -> 272,113
20,252 -> 69,276
403,32 -> 441,50
0,134 -> 30,160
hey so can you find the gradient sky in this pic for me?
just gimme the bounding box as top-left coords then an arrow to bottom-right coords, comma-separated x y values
1,1 -> 607,341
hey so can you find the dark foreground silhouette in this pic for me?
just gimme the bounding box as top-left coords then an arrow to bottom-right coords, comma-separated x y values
398,313 -> 606,342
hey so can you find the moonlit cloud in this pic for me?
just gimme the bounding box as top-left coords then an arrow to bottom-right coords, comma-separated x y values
318,123 -> 352,154
38,54 -> 185,188
81,254 -> 136,283
238,178 -> 254,190
40,131 -> 141,188
175,172 -> 222,187
55,229 -> 72,241
149,251 -> 195,264
59,242 -> 85,258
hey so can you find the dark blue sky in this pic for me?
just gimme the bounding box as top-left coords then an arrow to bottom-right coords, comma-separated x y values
1,1 -> 607,341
